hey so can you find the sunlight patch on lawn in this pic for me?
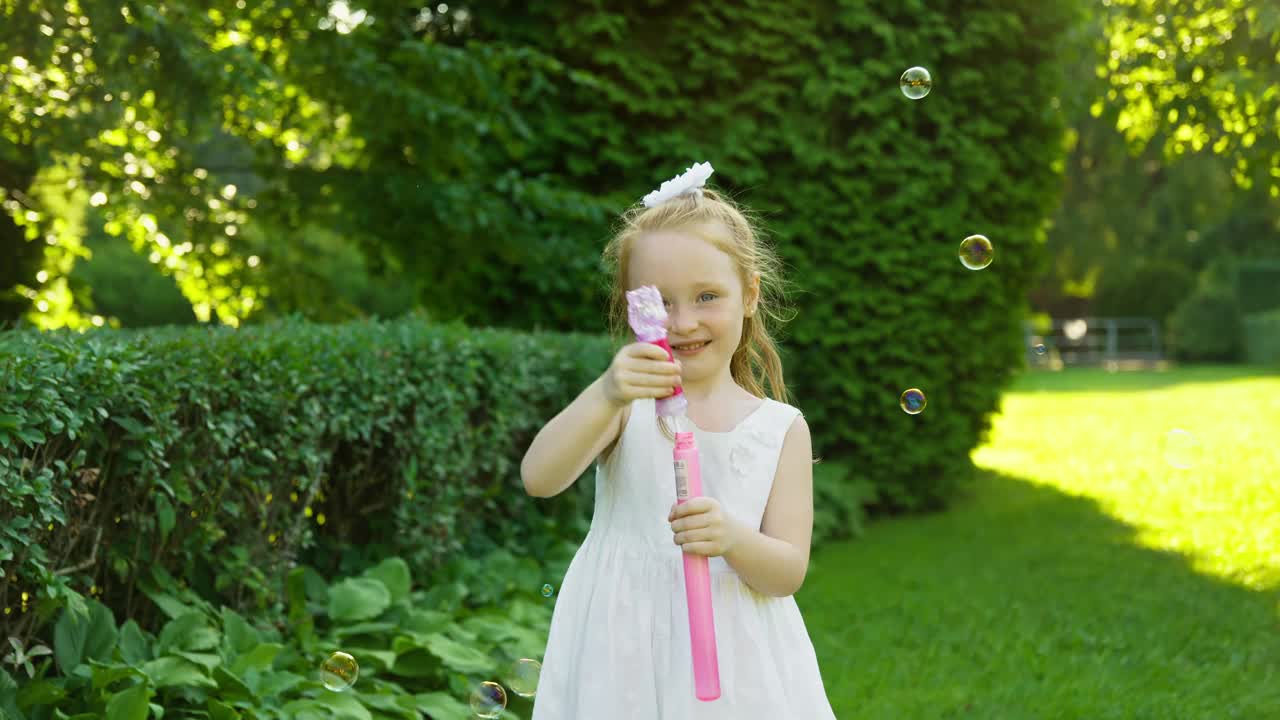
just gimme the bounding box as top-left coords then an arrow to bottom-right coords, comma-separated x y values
973,369 -> 1280,593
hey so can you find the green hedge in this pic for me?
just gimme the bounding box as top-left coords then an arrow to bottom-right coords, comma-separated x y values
470,0 -> 1082,513
1167,289 -> 1244,363
1,316 -> 877,650
1243,308 -> 1280,365
0,317 -> 606,636
1237,261 -> 1280,314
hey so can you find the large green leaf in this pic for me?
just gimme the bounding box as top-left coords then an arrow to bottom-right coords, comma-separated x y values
118,621 -> 151,666
54,599 -> 119,675
286,566 -> 309,623
211,666 -> 254,702
336,647 -> 396,672
171,651 -> 221,670
207,699 -> 240,720
143,593 -> 197,622
17,677 -> 67,707
250,669 -> 305,699
229,643 -> 282,675
105,684 -> 152,720
331,621 -> 398,640
0,668 -> 19,718
362,557 -> 412,604
412,692 -> 474,720
403,609 -> 451,635
90,660 -> 146,691
313,690 -> 373,720
156,612 -> 220,654
278,699 -> 331,720
327,578 -> 392,622
220,608 -> 261,655
141,656 -> 217,689
422,633 -> 496,675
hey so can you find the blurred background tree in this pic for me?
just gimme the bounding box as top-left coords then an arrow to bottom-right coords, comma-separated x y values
1,0 -> 606,329
5,1 -> 1278,335
1034,1 -> 1280,324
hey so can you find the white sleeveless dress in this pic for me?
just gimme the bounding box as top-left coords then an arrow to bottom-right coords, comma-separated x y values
531,396 -> 837,719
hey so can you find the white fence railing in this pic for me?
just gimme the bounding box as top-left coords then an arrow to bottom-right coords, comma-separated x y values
1023,317 -> 1163,367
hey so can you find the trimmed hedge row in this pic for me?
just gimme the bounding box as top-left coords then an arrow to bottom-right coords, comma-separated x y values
1243,309 -> 1280,365
0,317 -> 604,637
2,315 -> 875,646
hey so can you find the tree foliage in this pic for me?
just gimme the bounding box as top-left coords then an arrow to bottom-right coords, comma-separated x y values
1,0 -> 604,328
1034,1 -> 1280,318
1097,0 -> 1280,195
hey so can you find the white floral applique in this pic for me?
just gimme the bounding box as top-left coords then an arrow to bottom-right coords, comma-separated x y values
729,418 -> 777,478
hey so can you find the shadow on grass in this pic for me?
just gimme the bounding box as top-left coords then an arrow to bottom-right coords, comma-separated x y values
1009,365 -> 1280,394
799,469 -> 1280,719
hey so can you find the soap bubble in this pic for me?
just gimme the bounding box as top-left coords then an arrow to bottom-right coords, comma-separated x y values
540,583 -> 554,598
470,681 -> 507,719
1162,429 -> 1202,469
1063,319 -> 1088,341
506,658 -> 542,698
959,235 -> 994,270
900,388 -> 927,415
900,66 -> 932,99
320,651 -> 358,692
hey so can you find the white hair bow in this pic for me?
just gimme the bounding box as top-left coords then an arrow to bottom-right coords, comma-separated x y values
642,162 -> 715,208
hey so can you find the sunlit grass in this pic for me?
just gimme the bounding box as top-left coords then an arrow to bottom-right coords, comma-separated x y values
801,365 -> 1280,718
974,366 -> 1280,592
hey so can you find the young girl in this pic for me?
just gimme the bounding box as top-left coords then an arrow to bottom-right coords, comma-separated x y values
520,162 -> 836,719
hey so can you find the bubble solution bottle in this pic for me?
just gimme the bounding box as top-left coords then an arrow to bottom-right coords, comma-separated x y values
624,283 -> 720,701
674,429 -> 722,702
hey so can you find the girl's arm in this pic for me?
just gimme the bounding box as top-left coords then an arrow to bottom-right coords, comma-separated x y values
521,375 -> 626,498
723,416 -> 814,597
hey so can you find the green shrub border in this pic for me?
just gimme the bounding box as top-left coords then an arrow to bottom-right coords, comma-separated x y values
0,316 -> 600,638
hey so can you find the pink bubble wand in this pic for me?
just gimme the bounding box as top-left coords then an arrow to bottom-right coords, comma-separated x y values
626,284 -> 721,702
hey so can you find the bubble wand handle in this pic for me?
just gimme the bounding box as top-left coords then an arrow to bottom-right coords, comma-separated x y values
674,432 -> 722,701
625,284 -> 717,701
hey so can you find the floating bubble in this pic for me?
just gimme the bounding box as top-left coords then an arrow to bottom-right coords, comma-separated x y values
540,583 -> 554,598
1063,318 -> 1088,341
900,388 -> 927,415
959,234 -> 993,270
900,66 -> 932,99
506,658 -> 542,698
470,681 -> 507,719
1162,429 -> 1202,470
1033,344 -> 1047,355
320,651 -> 358,692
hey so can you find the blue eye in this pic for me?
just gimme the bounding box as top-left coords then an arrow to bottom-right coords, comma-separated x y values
663,293 -> 718,306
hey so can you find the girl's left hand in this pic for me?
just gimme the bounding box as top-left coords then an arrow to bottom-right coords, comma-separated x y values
669,497 -> 738,557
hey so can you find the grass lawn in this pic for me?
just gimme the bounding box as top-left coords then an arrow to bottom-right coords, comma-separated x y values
800,365 -> 1280,719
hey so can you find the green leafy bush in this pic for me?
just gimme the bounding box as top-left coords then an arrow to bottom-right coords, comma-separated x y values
1167,289 -> 1244,362
0,316 -> 599,642
3,553 -> 559,719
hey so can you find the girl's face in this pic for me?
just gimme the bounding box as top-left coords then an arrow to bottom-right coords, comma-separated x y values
628,229 -> 758,387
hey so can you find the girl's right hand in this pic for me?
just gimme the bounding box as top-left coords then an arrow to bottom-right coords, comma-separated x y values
601,342 -> 682,408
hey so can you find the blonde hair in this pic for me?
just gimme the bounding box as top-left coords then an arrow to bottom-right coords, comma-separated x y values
601,186 -> 800,445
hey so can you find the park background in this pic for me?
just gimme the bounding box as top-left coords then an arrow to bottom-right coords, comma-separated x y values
1,1 -> 1278,718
